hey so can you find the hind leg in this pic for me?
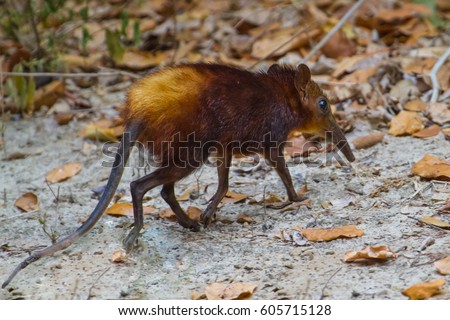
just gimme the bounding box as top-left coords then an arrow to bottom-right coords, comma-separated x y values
123,166 -> 198,251
161,182 -> 200,230
201,151 -> 232,226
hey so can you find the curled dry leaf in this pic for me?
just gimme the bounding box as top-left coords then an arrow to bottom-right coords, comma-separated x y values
437,201 -> 450,212
389,110 -> 424,136
205,282 -> 257,300
158,206 -> 202,222
112,249 -> 127,263
295,225 -> 364,242
353,131 -> 384,150
434,255 -> 450,275
344,245 -> 397,262
427,102 -> 450,125
105,203 -> 155,217
419,216 -> 450,229
46,162 -> 82,183
186,206 -> 202,222
412,124 -> 441,138
411,154 -> 450,181
14,192 -> 39,212
402,279 -> 446,300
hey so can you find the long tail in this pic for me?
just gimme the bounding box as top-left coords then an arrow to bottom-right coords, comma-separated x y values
2,122 -> 141,288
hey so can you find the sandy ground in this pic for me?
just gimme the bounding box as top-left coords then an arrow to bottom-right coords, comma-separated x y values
0,100 -> 449,300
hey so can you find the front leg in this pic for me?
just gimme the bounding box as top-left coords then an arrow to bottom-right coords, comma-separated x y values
264,152 -> 307,202
201,151 -> 232,226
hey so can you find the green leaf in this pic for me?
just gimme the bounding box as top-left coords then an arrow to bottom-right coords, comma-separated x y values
79,6 -> 89,22
105,29 -> 125,64
81,26 -> 92,53
26,76 -> 36,113
120,10 -> 129,37
133,20 -> 141,47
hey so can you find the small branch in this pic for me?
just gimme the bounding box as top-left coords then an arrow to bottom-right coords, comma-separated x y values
0,71 -> 140,79
430,46 -> 450,103
315,80 -> 360,88
301,0 -> 366,63
87,267 -> 111,300
26,0 -> 42,55
320,267 -> 342,300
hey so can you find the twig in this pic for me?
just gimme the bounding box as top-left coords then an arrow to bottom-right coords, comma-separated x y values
320,267 -> 342,300
169,0 -> 179,65
301,0 -> 366,63
26,0 -> 42,55
401,182 -> 432,204
248,22 -> 318,70
430,46 -> 450,103
0,71 -> 140,79
87,267 -> 111,300
315,80 -> 360,88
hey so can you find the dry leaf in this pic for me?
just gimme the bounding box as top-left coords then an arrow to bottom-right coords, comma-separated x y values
330,193 -> 356,210
427,102 -> 450,125
3,152 -> 30,161
54,113 -> 74,125
321,30 -> 356,59
419,216 -> 450,229
46,162 -> 82,183
236,213 -> 254,224
78,124 -> 119,142
60,53 -> 102,70
14,192 -> 39,212
412,125 -> 441,138
251,28 -> 321,59
375,3 -> 432,24
186,206 -> 202,222
177,186 -> 200,201
434,255 -> 450,275
389,111 -> 424,136
33,80 -> 65,110
353,131 -> 384,149
117,50 -> 167,70
285,135 -> 319,157
159,208 -> 177,221
205,282 -> 257,300
295,225 -> 364,242
221,191 -> 248,204
404,99 -> 427,112
411,154 -> 450,181
279,199 -> 312,212
344,245 -> 397,262
105,203 -> 155,217
191,292 -> 206,300
402,279 -> 445,300
438,202 -> 450,212
112,249 -> 127,263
